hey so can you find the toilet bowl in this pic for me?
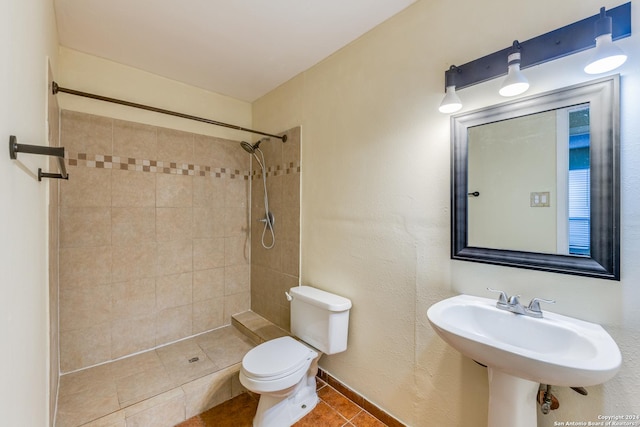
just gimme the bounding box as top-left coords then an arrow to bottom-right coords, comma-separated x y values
240,336 -> 320,426
239,286 -> 352,427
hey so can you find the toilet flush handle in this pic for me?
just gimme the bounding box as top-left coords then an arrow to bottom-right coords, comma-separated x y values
285,292 -> 293,301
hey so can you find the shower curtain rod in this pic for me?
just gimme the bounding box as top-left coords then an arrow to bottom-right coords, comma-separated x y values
51,82 -> 287,142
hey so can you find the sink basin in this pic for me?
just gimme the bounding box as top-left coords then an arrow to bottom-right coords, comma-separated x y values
427,294 -> 621,427
427,294 -> 620,386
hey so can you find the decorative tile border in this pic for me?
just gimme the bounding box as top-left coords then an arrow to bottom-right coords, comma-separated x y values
251,161 -> 301,179
66,152 -> 300,180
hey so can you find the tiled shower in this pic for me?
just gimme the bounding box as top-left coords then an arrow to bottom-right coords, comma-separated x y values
53,108 -> 301,423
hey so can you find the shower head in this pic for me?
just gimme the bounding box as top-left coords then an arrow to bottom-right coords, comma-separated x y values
240,141 -> 255,154
240,138 -> 269,154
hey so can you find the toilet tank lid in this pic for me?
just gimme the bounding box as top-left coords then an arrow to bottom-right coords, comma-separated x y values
290,286 -> 352,311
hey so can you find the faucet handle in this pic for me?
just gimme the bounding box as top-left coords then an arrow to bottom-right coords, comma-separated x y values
527,297 -> 556,315
487,287 -> 509,305
508,295 -> 522,305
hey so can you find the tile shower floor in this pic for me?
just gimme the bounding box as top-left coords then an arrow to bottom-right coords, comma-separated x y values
177,378 -> 388,427
56,312 -> 390,427
55,326 -> 255,427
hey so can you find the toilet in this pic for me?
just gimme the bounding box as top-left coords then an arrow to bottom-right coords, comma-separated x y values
239,285 -> 352,427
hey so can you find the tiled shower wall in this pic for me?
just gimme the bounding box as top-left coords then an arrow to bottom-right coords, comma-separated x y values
58,110 -> 251,373
250,127 -> 301,330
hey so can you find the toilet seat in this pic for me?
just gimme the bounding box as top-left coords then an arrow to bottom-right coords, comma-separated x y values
242,336 -> 317,381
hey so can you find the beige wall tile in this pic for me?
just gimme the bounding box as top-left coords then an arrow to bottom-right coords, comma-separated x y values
260,137 -> 282,167
156,304 -> 193,345
116,366 -> 176,408
193,268 -> 225,302
156,272 -> 192,311
60,206 -> 111,248
124,392 -> 185,427
224,206 -> 249,237
157,128 -> 194,165
193,298 -> 225,334
60,284 -> 112,332
59,246 -> 112,290
210,137 -> 247,171
156,207 -> 193,241
251,176 -> 263,210
282,173 -> 300,207
61,110 -> 113,155
193,238 -> 225,271
111,278 -> 156,318
224,292 -> 250,322
157,240 -> 193,276
193,207 -> 225,238
264,175 -> 283,211
224,264 -> 250,296
113,120 -> 157,160
111,207 -> 156,246
225,235 -> 250,266
112,169 -> 156,207
156,174 -> 193,207
111,313 -> 156,359
181,365 -> 237,419
281,239 -> 300,277
55,390 -> 120,427
193,134 -> 216,164
193,176 -> 225,208
112,243 -> 157,282
60,167 -> 112,207
58,362 -> 114,397
60,322 -> 112,372
282,127 -> 301,165
224,178 -> 249,207
123,387 -> 184,418
278,206 -> 300,242
251,229 -> 281,268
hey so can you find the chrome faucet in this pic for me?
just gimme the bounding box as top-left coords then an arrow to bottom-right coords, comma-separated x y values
487,288 -> 555,318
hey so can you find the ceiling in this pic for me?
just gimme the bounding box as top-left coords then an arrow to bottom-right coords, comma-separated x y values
54,0 -> 417,102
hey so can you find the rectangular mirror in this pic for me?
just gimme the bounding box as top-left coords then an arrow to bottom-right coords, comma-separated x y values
451,75 -> 620,280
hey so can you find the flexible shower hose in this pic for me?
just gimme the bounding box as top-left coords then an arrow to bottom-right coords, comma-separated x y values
253,148 -> 275,249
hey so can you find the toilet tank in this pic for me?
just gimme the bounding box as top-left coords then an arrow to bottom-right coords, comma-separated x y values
290,286 -> 352,355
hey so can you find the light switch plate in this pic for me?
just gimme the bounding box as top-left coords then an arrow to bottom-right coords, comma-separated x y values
530,191 -> 550,207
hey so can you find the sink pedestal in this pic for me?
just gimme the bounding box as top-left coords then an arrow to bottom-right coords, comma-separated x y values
487,368 -> 539,427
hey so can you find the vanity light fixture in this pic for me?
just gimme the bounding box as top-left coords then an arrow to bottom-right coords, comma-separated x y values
438,2 -> 631,114
584,7 -> 628,74
499,42 -> 530,97
439,66 -> 463,113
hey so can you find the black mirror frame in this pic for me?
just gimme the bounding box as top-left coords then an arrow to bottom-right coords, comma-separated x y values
451,75 -> 620,280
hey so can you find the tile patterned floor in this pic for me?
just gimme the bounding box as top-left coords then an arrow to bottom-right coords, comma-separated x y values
56,326 -> 254,427
176,378 -> 387,427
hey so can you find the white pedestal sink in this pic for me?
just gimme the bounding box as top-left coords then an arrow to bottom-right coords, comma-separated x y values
427,294 -> 621,427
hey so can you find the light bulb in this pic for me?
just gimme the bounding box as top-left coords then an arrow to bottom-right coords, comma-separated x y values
499,52 -> 529,97
439,86 -> 462,114
584,33 -> 627,74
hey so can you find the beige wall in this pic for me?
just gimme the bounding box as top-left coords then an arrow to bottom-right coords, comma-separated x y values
253,0 -> 640,425
47,65 -> 61,427
0,0 -> 59,425
57,47 -> 253,141
58,110 -> 251,372
250,127 -> 301,329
